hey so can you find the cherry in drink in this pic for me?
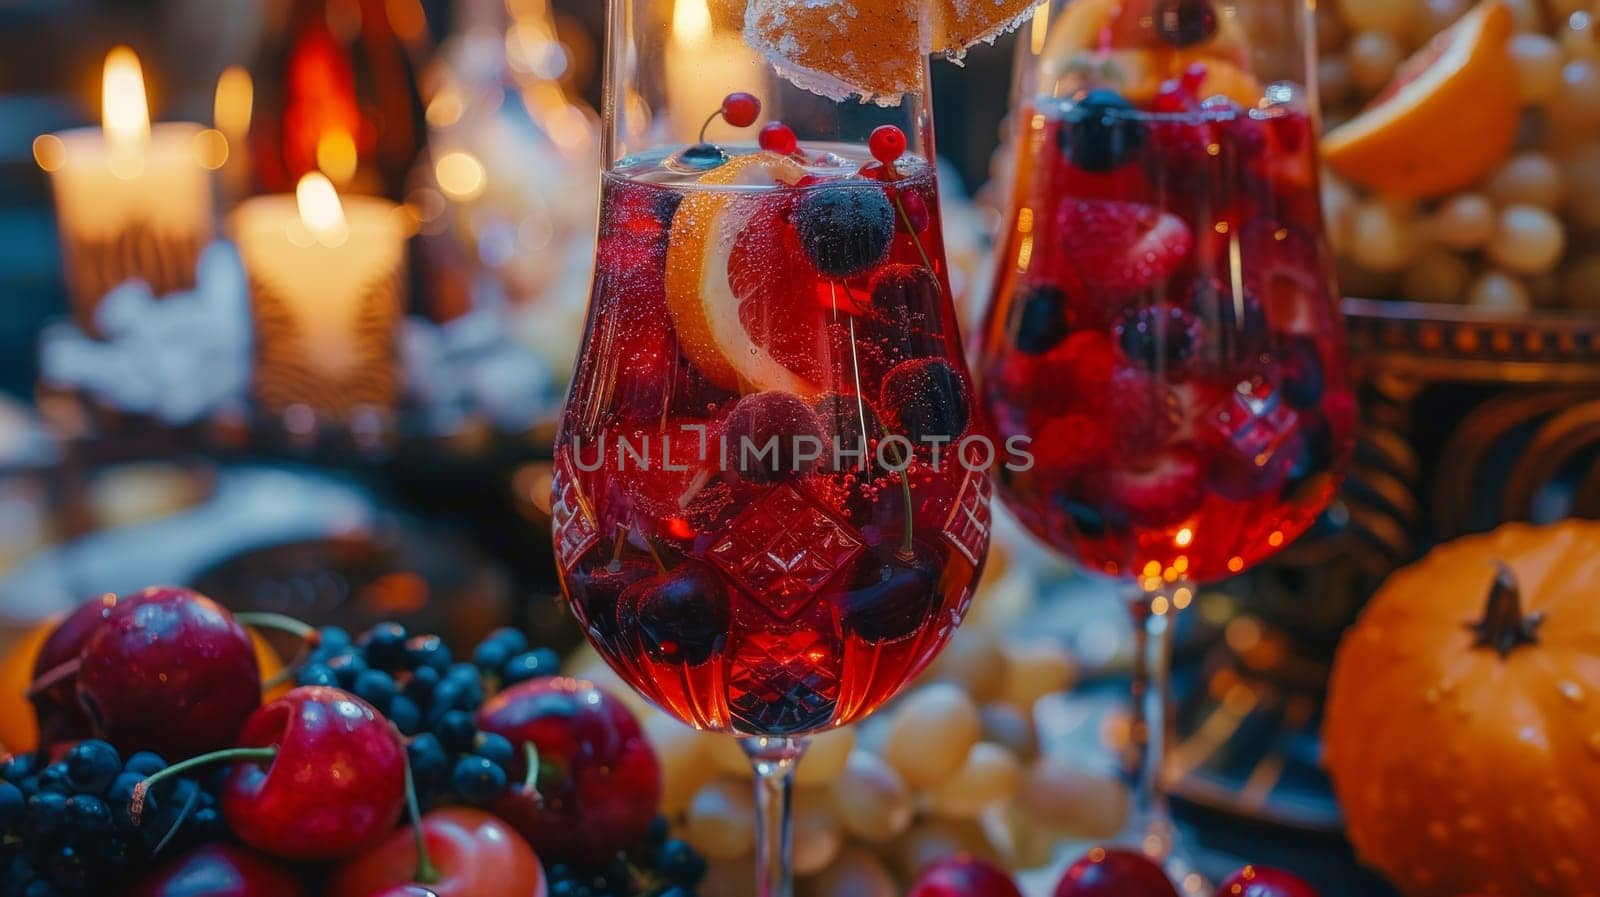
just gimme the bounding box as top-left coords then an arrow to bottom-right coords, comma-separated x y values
553,114 -> 990,738
980,66 -> 1356,585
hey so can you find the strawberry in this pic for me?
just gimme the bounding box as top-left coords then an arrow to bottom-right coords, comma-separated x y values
1032,413 -> 1112,477
1236,219 -> 1334,336
1103,446 -> 1205,528
1055,199 -> 1191,297
1107,369 -> 1182,459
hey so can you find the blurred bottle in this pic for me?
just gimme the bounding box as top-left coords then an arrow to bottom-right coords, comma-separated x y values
248,0 -> 430,199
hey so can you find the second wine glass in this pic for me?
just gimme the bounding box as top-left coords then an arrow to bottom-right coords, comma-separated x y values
978,0 -> 1356,886
552,3 -> 990,895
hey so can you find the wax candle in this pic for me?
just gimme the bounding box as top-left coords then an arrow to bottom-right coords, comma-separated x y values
665,0 -> 764,143
231,173 -> 408,420
36,47 -> 221,334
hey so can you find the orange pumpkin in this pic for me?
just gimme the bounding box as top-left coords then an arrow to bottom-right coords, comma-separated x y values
1324,522 -> 1600,897
0,614 -> 290,755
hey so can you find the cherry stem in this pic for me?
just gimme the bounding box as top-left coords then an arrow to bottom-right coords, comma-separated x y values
235,611 -> 321,692
641,533 -> 669,575
1468,561 -> 1543,659
25,657 -> 82,700
400,729 -> 441,885
130,747 -> 278,824
883,439 -> 916,557
520,741 -> 541,793
150,777 -> 200,856
883,165 -> 937,279
698,108 -> 723,145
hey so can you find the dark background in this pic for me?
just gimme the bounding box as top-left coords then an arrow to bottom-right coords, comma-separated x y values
0,0 -> 1016,401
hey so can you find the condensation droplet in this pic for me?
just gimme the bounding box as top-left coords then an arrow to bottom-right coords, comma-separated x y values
1560,681 -> 1585,706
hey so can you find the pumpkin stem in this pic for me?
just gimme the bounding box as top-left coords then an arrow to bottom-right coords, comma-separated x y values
1468,561 -> 1543,658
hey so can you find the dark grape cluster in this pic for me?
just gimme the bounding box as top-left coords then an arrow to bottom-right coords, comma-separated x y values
296,624 -> 559,808
547,817 -> 706,897
0,741 -> 222,897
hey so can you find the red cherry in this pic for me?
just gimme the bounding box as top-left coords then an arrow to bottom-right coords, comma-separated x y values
476,677 -> 661,866
759,121 -> 799,155
1214,865 -> 1320,897
1180,62 -> 1209,97
1151,78 -> 1197,113
899,187 -> 931,232
721,92 -> 762,128
329,807 -> 548,897
910,855 -> 1025,897
29,594 -> 124,747
870,124 -> 908,165
221,686 -> 406,861
77,586 -> 261,759
126,843 -> 308,897
1054,847 -> 1180,897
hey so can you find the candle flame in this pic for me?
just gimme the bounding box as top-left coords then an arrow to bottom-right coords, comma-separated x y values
102,47 -> 151,149
316,129 -> 359,187
673,0 -> 712,46
296,172 -> 349,246
214,66 -> 253,140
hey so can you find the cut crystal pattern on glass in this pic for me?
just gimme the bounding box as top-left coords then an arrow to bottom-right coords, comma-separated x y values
943,468 -> 992,566
727,626 -> 839,735
709,483 -> 864,619
552,451 -> 600,572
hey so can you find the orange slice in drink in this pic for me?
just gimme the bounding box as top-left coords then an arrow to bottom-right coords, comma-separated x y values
1041,0 -> 1253,76
1322,0 -> 1517,200
664,153 -> 819,395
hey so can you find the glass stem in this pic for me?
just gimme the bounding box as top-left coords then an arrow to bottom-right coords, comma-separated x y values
1122,582 -> 1181,859
742,736 -> 809,897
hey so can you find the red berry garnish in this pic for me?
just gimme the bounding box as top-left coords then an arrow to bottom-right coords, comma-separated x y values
721,92 -> 761,128
870,124 -> 908,165
1214,865 -> 1321,897
759,121 -> 799,155
1151,77 -> 1197,113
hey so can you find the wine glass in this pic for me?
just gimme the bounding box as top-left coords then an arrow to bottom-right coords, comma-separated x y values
551,3 -> 989,895
977,0 -> 1355,884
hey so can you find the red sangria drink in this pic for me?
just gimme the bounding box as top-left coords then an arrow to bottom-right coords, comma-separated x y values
554,123 -> 989,739
978,0 -> 1355,879
981,73 -> 1355,584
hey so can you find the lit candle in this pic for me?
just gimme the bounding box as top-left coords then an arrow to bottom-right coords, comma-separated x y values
665,0 -> 763,143
231,173 -> 408,420
35,47 -> 223,335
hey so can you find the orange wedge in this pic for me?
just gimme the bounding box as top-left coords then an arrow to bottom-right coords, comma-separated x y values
744,0 -> 928,102
664,153 -> 817,395
934,0 -> 1039,55
744,0 -> 1038,102
1322,0 -> 1517,200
